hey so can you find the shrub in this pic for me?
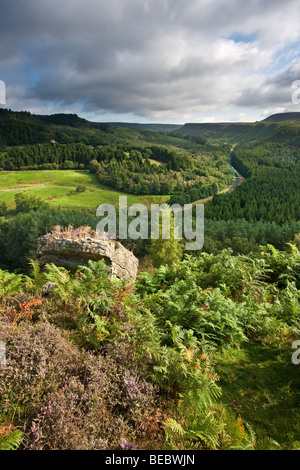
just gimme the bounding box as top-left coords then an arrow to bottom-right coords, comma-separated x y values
0,203 -> 7,217
47,224 -> 97,239
14,192 -> 49,213
76,185 -> 86,193
0,320 -> 158,450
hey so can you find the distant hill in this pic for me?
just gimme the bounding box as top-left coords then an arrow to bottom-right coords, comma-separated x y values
178,112 -> 300,143
35,114 -> 182,133
106,122 -> 182,133
0,109 -> 204,150
262,112 -> 300,122
177,122 -> 282,143
37,113 -> 92,128
2,108 -> 300,147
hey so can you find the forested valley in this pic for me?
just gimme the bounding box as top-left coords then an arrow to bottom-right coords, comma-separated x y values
0,110 -> 300,451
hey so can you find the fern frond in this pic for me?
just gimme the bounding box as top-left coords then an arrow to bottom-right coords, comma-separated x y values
0,430 -> 23,450
164,418 -> 185,437
28,259 -> 45,292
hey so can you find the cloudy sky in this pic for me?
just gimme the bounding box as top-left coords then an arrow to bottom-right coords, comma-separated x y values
1,0 -> 300,123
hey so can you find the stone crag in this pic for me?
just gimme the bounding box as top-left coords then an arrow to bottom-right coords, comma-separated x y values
36,235 -> 139,283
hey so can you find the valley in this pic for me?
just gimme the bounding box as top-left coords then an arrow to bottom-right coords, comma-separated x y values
0,109 -> 299,451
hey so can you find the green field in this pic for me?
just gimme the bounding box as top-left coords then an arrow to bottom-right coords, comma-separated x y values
0,170 -> 169,209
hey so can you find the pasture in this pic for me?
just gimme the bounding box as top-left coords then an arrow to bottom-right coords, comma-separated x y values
0,170 -> 169,209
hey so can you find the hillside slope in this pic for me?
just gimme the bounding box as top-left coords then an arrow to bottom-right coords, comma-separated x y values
178,112 -> 300,144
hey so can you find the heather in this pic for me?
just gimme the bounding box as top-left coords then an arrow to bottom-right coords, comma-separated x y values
0,319 -> 159,450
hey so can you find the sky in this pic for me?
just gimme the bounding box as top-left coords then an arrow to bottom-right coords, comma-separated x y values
1,0 -> 300,124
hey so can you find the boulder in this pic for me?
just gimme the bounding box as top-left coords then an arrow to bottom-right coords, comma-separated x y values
36,235 -> 139,283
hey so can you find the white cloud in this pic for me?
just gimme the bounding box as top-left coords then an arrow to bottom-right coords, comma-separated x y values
1,0 -> 300,122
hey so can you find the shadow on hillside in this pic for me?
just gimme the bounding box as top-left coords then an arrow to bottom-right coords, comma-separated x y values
216,341 -> 300,449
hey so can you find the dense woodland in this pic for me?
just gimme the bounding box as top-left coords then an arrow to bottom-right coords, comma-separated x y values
0,201 -> 300,273
206,142 -> 300,224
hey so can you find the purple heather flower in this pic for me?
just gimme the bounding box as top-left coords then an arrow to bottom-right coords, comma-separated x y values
120,438 -> 137,450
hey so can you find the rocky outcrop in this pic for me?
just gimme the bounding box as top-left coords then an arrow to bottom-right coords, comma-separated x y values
36,235 -> 139,283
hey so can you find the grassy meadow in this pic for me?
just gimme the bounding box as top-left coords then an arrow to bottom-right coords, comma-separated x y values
0,169 -> 169,209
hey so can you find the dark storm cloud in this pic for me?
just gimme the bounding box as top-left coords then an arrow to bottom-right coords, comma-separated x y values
1,0 -> 300,121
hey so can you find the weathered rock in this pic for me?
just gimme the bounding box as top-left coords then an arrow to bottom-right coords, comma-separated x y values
36,235 -> 139,283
